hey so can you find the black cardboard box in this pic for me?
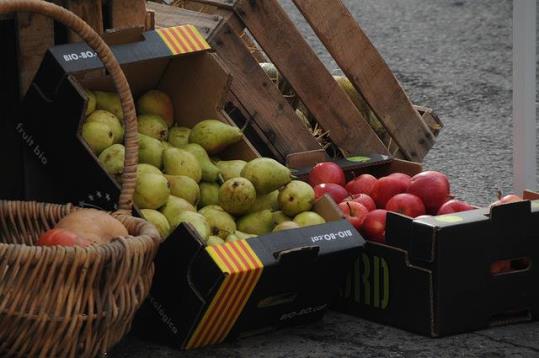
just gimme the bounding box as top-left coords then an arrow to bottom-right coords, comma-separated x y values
292,154 -> 539,337
18,26 -> 365,350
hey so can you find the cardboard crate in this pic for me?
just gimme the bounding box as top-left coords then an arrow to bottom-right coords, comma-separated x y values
292,155 -> 539,337
13,0 -> 153,98
18,25 -> 365,350
149,0 -> 443,163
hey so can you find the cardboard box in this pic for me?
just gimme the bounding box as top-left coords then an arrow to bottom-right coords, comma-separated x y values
18,26 -> 365,349
293,154 -> 539,337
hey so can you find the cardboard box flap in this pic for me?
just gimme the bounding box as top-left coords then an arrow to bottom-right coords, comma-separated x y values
48,25 -> 210,74
291,154 -> 393,178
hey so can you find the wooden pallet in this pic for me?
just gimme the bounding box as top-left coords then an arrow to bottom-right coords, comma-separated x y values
14,0 -> 153,97
151,0 -> 443,162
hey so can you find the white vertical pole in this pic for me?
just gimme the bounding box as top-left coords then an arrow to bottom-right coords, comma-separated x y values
513,0 -> 537,193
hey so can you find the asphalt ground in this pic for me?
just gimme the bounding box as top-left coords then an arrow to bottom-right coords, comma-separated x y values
112,1 -> 539,356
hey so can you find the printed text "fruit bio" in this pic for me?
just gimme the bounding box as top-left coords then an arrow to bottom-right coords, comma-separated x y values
310,230 -> 354,243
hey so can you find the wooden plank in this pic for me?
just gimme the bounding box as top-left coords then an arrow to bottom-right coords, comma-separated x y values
64,0 -> 103,42
185,0 -> 235,9
16,12 -> 54,97
145,9 -> 156,31
414,105 -> 443,137
209,24 -> 323,160
109,0 -> 147,30
234,0 -> 389,157
292,0 -> 435,162
148,2 -> 223,39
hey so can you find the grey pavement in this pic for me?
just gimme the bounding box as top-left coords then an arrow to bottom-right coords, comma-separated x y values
112,0 -> 539,357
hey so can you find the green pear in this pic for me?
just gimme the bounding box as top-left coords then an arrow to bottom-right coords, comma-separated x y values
273,211 -> 291,225
226,231 -> 257,242
171,211 -> 210,241
87,110 -> 124,143
162,141 -> 173,150
95,91 -> 123,120
160,195 -> 196,224
225,233 -> 241,243
138,114 -> 169,141
134,173 -> 170,210
207,235 -> 225,246
199,182 -> 220,208
137,163 -> 163,176
139,133 -> 164,168
165,175 -> 200,206
141,209 -> 171,238
273,221 -> 301,232
168,127 -> 191,147
189,119 -> 243,154
247,190 -> 279,213
137,90 -> 174,127
218,178 -> 256,215
163,147 -> 202,182
294,211 -> 326,227
199,205 -> 237,239
235,231 -> 257,240
181,143 -> 221,182
237,210 -> 275,235
98,144 -> 124,176
241,158 -> 291,194
85,90 -> 96,116
216,160 -> 247,181
278,180 -> 315,217
82,122 -> 114,155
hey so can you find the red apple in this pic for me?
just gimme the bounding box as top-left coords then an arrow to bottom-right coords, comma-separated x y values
338,201 -> 368,229
37,229 -> 92,247
314,183 -> 349,203
490,260 -> 511,274
345,174 -> 378,196
408,171 -> 451,214
344,194 -> 376,212
385,193 -> 426,218
361,209 -> 387,243
437,199 -> 474,214
371,176 -> 409,209
388,173 -> 412,190
491,194 -> 523,207
309,162 -> 346,187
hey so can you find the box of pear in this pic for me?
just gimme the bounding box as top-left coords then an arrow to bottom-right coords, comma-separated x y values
291,154 -> 539,337
17,26 -> 364,349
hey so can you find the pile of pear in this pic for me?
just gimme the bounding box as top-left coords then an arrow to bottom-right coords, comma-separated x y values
82,88 -> 326,246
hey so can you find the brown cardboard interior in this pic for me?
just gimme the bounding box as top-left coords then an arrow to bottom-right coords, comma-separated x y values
78,52 -> 259,163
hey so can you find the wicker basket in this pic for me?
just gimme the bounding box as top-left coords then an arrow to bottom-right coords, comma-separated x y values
0,1 -> 161,357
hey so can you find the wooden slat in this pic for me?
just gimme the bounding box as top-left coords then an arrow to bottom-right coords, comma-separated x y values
64,0 -> 103,42
148,1 -> 222,39
234,0 -> 389,157
109,0 -> 147,30
185,0 -> 235,9
16,12 -> 54,97
292,0 -> 435,162
209,24 -> 323,161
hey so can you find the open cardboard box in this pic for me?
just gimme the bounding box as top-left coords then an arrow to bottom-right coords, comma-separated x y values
18,26 -> 365,350
291,154 -> 539,337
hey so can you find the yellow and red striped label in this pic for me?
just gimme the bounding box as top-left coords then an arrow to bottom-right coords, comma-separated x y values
185,240 -> 264,349
156,25 -> 210,55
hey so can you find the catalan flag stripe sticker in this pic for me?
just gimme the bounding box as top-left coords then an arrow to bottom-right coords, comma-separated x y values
185,241 -> 263,349
156,25 -> 210,56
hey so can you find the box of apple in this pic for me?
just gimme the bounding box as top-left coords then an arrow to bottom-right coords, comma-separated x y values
308,161 -> 525,245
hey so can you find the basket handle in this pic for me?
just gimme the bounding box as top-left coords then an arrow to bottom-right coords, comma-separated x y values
1,0 -> 138,214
